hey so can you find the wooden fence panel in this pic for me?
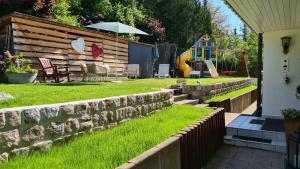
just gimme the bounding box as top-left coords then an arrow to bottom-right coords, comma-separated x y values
230,92 -> 251,113
180,108 -> 225,169
208,89 -> 257,113
9,14 -> 129,76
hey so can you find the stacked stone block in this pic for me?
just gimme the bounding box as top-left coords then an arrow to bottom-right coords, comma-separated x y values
0,90 -> 174,162
181,79 -> 252,100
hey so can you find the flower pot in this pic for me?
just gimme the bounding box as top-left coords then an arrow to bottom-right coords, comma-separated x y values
5,72 -> 37,84
284,118 -> 300,142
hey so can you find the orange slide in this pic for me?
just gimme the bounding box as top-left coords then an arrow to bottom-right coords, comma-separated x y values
176,50 -> 192,77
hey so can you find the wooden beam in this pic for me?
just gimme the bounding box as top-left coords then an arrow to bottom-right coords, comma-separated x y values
256,33 -> 263,117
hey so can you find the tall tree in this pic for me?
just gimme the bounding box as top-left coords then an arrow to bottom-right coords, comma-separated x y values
242,23 -> 249,41
233,27 -> 237,36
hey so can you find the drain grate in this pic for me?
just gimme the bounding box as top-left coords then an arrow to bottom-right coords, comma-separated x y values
250,119 -> 265,125
261,118 -> 284,132
232,135 -> 272,144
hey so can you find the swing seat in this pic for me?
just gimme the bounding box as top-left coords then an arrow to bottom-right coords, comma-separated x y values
222,70 -> 238,75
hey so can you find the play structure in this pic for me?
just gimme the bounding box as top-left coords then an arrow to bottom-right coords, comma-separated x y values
176,34 -> 249,78
176,34 -> 219,78
219,50 -> 249,77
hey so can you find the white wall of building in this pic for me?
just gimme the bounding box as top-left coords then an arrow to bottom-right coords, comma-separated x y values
263,29 -> 300,118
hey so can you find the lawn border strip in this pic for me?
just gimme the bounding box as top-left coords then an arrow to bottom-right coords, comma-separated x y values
117,108 -> 225,169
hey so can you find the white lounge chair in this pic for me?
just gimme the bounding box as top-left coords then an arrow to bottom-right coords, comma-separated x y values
124,64 -> 140,79
155,64 -> 170,78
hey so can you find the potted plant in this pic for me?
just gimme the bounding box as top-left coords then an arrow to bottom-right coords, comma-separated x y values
0,51 -> 38,84
282,108 -> 300,141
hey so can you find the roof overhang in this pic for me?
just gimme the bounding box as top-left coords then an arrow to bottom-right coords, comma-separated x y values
224,0 -> 300,33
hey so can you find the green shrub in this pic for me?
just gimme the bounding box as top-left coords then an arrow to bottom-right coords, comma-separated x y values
281,108 -> 300,119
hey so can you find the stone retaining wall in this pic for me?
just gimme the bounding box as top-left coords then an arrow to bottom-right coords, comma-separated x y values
0,90 -> 174,162
181,79 -> 253,101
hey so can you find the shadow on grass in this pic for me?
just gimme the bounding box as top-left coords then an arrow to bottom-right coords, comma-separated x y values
43,82 -> 107,87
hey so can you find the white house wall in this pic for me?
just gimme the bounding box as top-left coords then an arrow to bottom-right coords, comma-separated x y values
263,28 -> 300,118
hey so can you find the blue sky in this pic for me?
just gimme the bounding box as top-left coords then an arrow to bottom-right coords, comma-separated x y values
211,0 -> 244,32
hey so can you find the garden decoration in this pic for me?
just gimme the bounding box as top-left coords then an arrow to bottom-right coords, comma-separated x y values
0,51 -> 38,84
71,37 -> 85,54
0,92 -> 13,100
92,43 -> 103,58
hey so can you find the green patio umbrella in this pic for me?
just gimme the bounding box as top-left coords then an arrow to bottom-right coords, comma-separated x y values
86,22 -> 149,59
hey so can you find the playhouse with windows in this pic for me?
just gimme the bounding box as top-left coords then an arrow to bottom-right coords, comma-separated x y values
176,34 -> 219,78
177,34 -> 249,78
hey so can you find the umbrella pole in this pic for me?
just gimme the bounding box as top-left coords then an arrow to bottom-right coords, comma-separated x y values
116,32 -> 118,80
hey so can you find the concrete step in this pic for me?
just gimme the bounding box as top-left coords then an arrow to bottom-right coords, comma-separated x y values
174,99 -> 199,105
173,89 -> 183,96
193,104 -> 209,108
173,94 -> 188,102
225,115 -> 286,153
224,135 -> 286,153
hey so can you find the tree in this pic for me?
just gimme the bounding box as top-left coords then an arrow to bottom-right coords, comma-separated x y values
233,27 -> 237,36
54,0 -> 79,26
241,23 -> 249,41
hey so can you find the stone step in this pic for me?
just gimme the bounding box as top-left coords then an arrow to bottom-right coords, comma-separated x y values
174,99 -> 199,105
224,135 -> 286,153
173,94 -> 188,102
226,116 -> 286,143
193,104 -> 209,108
173,89 -> 183,96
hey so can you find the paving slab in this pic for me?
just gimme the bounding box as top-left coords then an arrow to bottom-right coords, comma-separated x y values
204,145 -> 285,169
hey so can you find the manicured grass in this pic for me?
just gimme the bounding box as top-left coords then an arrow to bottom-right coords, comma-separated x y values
1,105 -> 213,169
205,85 -> 257,103
0,77 -> 247,108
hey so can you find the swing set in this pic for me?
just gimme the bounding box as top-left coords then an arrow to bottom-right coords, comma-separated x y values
218,49 -> 249,76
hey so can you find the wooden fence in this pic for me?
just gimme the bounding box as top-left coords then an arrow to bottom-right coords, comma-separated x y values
209,89 -> 257,113
0,13 -> 129,76
118,108 -> 225,169
179,108 -> 225,169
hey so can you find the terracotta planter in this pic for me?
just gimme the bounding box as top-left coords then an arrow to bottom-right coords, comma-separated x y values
284,118 -> 300,142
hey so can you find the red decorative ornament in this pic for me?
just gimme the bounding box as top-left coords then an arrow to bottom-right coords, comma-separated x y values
92,44 -> 103,58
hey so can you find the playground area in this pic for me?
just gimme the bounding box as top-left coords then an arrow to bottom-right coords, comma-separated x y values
176,34 -> 249,79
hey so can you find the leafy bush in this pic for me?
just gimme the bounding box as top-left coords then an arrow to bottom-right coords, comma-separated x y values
54,0 -> 80,26
281,108 -> 300,119
0,51 -> 37,74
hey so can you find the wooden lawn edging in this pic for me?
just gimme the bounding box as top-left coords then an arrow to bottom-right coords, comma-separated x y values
208,88 -> 257,113
117,108 -> 225,169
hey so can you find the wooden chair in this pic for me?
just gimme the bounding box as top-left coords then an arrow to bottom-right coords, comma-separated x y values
38,58 -> 71,83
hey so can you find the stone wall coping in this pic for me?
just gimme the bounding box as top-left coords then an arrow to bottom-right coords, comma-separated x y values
0,89 -> 174,112
171,79 -> 250,88
209,88 -> 256,103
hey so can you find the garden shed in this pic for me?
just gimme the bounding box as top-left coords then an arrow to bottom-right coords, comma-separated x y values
128,41 -> 154,78
0,12 -> 129,77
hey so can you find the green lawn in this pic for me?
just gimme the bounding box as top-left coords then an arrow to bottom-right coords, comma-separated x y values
1,105 -> 213,169
0,77 -> 247,108
205,85 -> 257,103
